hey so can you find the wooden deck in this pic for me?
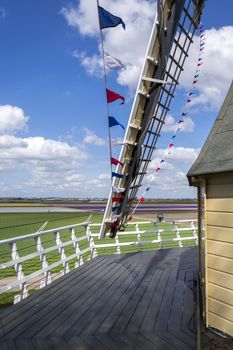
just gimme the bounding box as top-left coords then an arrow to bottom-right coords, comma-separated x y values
0,247 -> 198,349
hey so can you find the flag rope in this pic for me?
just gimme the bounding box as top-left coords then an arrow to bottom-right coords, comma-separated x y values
96,0 -> 114,195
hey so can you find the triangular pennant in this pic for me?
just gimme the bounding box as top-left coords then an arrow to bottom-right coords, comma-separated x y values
112,206 -> 122,212
104,52 -> 125,70
112,186 -> 125,193
111,139 -> 129,148
98,6 -> 125,30
112,172 -> 123,179
106,89 -> 125,104
111,157 -> 124,167
112,195 -> 124,203
155,167 -> 161,172
168,143 -> 174,148
109,116 -> 125,130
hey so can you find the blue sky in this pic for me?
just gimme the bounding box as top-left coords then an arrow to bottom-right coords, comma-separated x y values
0,0 -> 232,198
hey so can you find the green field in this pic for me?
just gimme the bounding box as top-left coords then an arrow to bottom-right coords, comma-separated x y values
0,211 -> 196,306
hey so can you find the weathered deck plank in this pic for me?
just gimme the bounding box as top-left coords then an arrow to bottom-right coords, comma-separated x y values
0,247 -> 197,349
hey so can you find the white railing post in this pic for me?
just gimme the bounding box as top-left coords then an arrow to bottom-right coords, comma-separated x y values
154,222 -> 162,249
85,224 -> 97,259
9,241 -> 28,303
54,231 -> 70,276
35,235 -> 52,288
190,220 -> 198,245
173,220 -> 183,247
135,223 -> 143,251
70,227 -> 84,267
115,233 -> 121,254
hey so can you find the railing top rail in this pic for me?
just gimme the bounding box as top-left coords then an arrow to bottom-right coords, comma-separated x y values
0,221 -> 90,245
89,219 -> 197,227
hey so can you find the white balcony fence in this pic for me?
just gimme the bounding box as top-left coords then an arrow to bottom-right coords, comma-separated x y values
0,219 -> 197,304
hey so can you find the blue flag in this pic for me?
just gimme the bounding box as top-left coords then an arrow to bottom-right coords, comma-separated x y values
109,116 -> 125,130
98,6 -> 125,30
112,172 -> 123,179
112,206 -> 122,212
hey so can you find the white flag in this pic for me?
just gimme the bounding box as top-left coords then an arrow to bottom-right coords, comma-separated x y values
112,214 -> 122,221
104,52 -> 125,70
112,186 -> 125,193
111,139 -> 129,148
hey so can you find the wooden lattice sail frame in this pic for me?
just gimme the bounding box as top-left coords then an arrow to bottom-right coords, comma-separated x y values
100,0 -> 205,239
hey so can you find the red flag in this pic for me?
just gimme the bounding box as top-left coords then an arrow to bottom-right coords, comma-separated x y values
112,195 -> 124,203
193,80 -> 198,84
168,143 -> 174,148
197,62 -> 203,67
200,33 -> 205,38
111,157 -> 124,167
155,167 -> 161,172
106,89 -> 125,104
140,197 -> 145,203
187,99 -> 192,103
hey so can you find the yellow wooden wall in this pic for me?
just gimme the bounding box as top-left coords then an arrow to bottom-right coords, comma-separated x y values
205,173 -> 233,336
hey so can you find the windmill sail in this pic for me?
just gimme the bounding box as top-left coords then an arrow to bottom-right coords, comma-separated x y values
100,0 -> 205,238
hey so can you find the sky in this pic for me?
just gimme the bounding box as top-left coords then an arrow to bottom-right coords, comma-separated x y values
0,0 -> 232,199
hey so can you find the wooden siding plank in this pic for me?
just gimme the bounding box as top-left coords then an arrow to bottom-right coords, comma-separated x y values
206,212 -> 233,228
208,298 -> 233,323
207,198 -> 233,212
208,268 -> 233,291
208,282 -> 233,307
207,226 -> 233,244
207,240 -> 233,259
208,174 -> 233,186
208,312 -> 233,337
207,183 -> 233,198
207,254 -> 233,275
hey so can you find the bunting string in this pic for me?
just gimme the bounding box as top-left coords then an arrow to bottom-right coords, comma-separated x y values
131,23 -> 206,218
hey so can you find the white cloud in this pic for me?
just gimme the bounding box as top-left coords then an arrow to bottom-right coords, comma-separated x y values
155,147 -> 200,164
0,105 -> 29,134
163,115 -> 195,132
60,0 -> 99,37
180,26 -> 233,110
73,51 -> 103,77
83,128 -> 106,146
61,0 -> 156,93
0,135 -> 28,149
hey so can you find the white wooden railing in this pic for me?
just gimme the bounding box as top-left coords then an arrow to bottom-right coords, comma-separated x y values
0,219 -> 197,304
